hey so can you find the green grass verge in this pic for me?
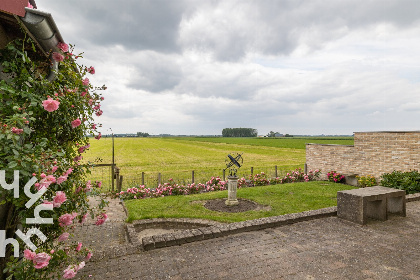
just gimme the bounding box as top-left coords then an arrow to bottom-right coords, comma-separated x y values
172,136 -> 354,149
124,181 -> 356,223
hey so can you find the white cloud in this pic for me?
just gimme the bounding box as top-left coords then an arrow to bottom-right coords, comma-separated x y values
35,0 -> 420,135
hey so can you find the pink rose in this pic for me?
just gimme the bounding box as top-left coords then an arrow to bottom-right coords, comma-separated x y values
76,242 -> 82,252
87,66 -> 95,74
39,175 -> 56,189
57,42 -> 69,52
11,127 -> 23,134
82,78 -> 89,86
57,175 -> 68,184
76,261 -> 85,271
63,266 -> 77,279
53,191 -> 67,207
85,251 -> 92,261
42,200 -> 53,206
73,155 -> 82,162
57,232 -> 70,242
52,52 -> 64,62
42,98 -> 60,112
95,133 -> 102,140
71,118 -> 81,128
95,213 -> 108,226
65,168 -> 73,176
91,123 -> 97,129
24,249 -> 36,261
58,213 -> 75,227
80,213 -> 88,224
33,252 -> 51,269
95,110 -> 103,116
27,2 -> 34,8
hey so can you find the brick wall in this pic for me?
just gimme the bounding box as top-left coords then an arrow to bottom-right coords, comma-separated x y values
306,131 -> 420,180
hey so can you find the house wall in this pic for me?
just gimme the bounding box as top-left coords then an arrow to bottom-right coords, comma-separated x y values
306,131 -> 420,180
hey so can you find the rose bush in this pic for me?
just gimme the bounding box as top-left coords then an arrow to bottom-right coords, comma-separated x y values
0,37 -> 107,279
117,169 -> 322,201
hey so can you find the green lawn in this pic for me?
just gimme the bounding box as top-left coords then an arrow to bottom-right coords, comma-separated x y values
173,136 -> 354,149
124,181 -> 356,223
83,137 -> 353,190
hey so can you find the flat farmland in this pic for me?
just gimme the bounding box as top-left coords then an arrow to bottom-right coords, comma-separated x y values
83,137 -> 353,190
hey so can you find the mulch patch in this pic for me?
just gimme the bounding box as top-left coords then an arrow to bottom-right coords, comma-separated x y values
204,198 -> 261,213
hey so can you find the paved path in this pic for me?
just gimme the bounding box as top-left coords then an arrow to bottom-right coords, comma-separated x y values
75,199 -> 420,280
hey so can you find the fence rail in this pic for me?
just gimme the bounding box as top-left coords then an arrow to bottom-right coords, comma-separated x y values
87,164 -> 304,192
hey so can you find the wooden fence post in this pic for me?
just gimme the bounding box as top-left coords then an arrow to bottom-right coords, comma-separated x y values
158,173 -> 161,186
251,167 -> 254,178
141,172 -> 145,186
118,175 -> 123,193
275,165 -> 278,178
111,165 -> 115,192
223,169 -> 225,181
114,167 -> 120,192
304,163 -> 308,174
192,170 -> 195,184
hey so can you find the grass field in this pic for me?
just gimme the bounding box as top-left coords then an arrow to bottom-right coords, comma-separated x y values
125,181 -> 356,223
83,136 -> 354,190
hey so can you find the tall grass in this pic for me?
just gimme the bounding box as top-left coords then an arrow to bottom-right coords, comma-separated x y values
83,137 -> 353,190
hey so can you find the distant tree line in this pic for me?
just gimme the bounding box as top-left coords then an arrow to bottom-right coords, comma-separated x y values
137,132 -> 150,137
222,128 -> 258,137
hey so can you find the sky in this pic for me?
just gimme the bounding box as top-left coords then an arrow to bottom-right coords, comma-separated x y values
36,0 -> 420,136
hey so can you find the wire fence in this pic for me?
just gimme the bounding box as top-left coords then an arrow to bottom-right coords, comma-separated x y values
87,164 -> 304,192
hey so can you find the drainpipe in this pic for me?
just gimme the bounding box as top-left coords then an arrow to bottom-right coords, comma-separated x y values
19,8 -> 65,81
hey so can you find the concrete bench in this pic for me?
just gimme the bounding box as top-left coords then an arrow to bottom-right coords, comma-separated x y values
337,186 -> 406,225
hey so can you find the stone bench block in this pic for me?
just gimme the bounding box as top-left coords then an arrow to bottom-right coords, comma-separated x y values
337,186 -> 406,225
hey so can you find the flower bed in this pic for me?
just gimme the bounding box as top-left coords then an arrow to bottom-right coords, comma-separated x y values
117,169 -> 321,201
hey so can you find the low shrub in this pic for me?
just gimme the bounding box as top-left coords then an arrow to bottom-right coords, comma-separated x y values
357,175 -> 377,188
380,170 -> 420,194
327,171 -> 345,183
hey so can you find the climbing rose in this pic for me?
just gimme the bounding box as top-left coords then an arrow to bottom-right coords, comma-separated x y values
57,232 -> 70,242
57,175 -> 68,184
57,42 -> 69,52
33,252 -> 52,269
42,98 -> 60,112
85,253 -> 92,261
52,52 -> 64,62
39,175 -> 56,189
53,191 -> 67,208
24,249 -> 36,261
71,118 -> 81,128
63,266 -> 77,279
95,213 -> 108,225
11,127 -> 23,134
58,213 -> 76,227
87,66 -> 95,74
82,78 -> 89,86
76,242 -> 82,252
76,261 -> 85,271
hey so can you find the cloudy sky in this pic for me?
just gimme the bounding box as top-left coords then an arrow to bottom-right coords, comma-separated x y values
36,0 -> 420,136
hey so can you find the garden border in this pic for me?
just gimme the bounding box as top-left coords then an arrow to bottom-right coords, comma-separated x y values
124,193 -> 420,251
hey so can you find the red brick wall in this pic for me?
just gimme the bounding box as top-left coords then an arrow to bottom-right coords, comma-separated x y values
306,131 -> 420,180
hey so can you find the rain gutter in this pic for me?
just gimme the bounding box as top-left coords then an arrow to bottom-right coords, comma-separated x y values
17,8 -> 65,81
